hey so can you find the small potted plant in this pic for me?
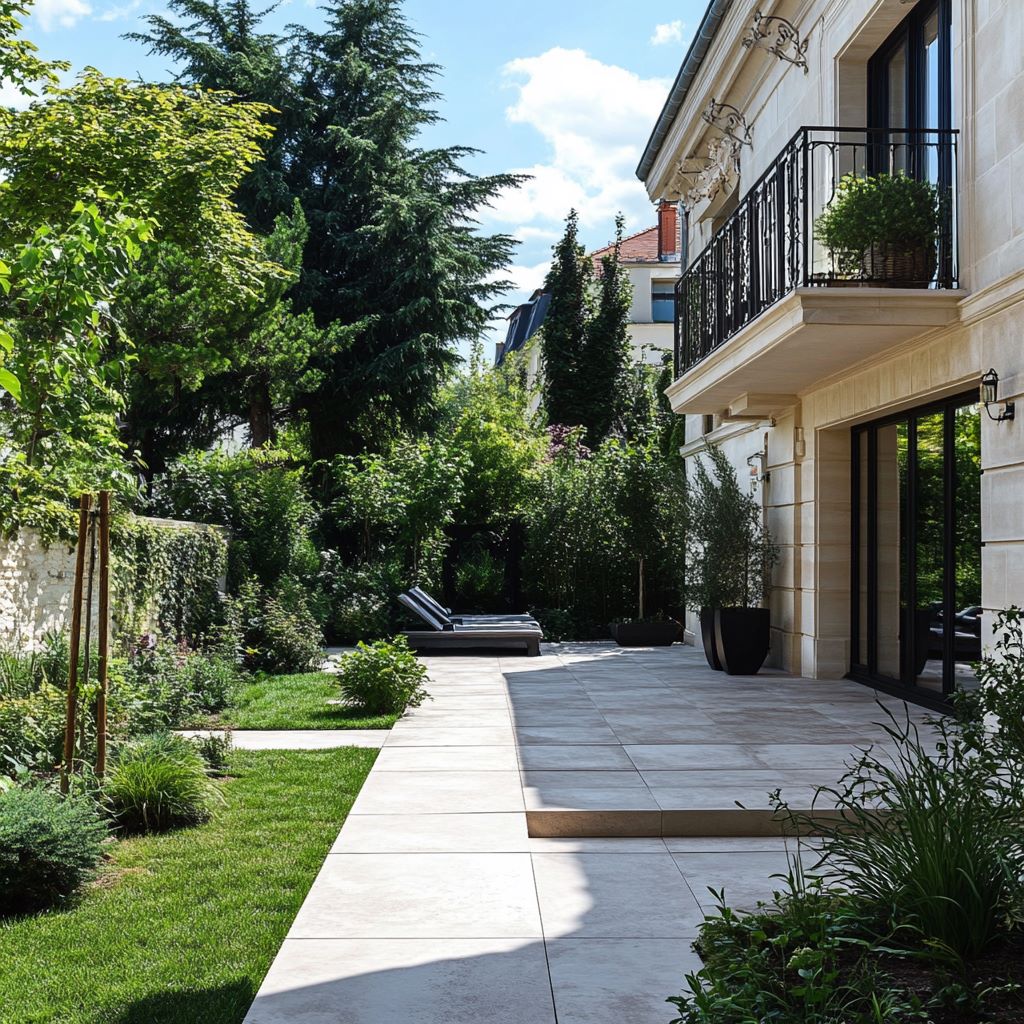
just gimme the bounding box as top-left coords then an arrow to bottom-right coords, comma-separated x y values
605,436 -> 682,647
815,172 -> 940,287
684,443 -> 778,674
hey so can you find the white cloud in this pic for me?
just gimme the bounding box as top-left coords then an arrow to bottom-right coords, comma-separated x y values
491,47 -> 669,243
34,0 -> 92,30
650,20 -> 686,46
97,0 -> 141,22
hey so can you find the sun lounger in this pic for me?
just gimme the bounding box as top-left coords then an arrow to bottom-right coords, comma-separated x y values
397,592 -> 542,656
407,586 -> 538,625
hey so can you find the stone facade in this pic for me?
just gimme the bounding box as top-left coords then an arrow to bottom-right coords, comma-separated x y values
640,0 -> 1024,682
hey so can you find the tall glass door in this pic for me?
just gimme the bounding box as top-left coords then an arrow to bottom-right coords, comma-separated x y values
851,392 -> 981,698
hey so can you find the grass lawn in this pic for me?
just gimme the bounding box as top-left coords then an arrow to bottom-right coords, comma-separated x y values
0,748 -> 376,1024
205,671 -> 400,730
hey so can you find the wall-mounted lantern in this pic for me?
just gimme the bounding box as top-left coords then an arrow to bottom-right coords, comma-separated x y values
981,368 -> 1015,422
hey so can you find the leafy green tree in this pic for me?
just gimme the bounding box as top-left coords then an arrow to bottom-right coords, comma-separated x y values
127,0 -> 300,232
0,69 -> 288,474
541,210 -> 592,433
439,344 -> 546,526
331,437 -> 468,580
0,200 -> 155,536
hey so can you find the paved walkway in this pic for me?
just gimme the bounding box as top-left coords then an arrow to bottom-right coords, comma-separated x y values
177,729 -> 389,749
241,644 -> 934,1024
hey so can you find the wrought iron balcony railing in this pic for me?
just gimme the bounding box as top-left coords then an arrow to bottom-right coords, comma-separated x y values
674,126 -> 959,376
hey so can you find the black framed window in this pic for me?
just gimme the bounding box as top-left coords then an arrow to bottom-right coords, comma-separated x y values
869,0 -> 952,136
850,391 -> 981,704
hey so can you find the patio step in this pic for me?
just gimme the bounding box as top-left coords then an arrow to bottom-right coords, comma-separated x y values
525,805 -> 847,839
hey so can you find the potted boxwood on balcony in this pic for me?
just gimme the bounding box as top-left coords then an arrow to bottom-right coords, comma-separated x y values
684,443 -> 778,674
815,172 -> 940,287
605,434 -> 682,647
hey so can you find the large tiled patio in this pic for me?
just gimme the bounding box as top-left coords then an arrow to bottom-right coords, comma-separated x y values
243,643 -> 938,1024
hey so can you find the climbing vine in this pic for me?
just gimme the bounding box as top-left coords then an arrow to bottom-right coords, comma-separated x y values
111,517 -> 228,645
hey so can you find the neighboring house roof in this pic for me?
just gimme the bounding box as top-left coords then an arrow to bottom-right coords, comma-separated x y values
589,225 -> 661,268
635,0 -> 733,185
495,289 -> 551,365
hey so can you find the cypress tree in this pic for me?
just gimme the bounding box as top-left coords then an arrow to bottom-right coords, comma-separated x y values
540,209 -> 592,430
582,213 -> 632,444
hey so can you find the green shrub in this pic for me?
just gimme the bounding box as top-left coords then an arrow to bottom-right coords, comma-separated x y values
0,786 -> 107,915
104,733 -> 222,833
336,636 -> 429,714
814,172 -> 940,275
529,607 -> 576,643
669,869 -> 929,1024
0,635 -> 70,775
188,730 -> 233,773
319,554 -> 405,644
454,542 -> 506,611
229,576 -> 324,674
956,606 -> 1024,761
684,442 -> 777,609
116,638 -> 240,730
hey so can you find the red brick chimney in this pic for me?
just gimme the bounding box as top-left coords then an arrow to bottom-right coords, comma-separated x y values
657,200 -> 679,261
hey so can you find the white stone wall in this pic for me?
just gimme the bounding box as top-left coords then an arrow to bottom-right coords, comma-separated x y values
0,530 -> 99,653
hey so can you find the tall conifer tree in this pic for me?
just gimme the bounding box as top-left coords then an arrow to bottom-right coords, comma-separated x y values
540,209 -> 591,431
583,214 -> 632,444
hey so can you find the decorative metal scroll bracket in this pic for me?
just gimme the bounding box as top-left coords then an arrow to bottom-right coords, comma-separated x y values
742,10 -> 809,73
701,98 -> 753,149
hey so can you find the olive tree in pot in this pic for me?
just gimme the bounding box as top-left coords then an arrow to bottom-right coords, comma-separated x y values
684,443 -> 778,674
815,172 -> 941,287
605,435 -> 683,647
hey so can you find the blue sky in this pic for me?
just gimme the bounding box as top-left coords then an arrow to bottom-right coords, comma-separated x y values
13,0 -> 705,338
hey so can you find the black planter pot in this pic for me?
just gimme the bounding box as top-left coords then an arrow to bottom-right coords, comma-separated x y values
715,607 -> 771,675
699,608 -> 723,670
611,621 -> 681,647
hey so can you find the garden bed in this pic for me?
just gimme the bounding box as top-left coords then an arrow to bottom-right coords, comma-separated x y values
0,747 -> 375,1024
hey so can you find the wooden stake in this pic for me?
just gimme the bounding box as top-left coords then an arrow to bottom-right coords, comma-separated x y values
61,494 -> 92,794
78,507 -> 98,755
96,491 -> 111,777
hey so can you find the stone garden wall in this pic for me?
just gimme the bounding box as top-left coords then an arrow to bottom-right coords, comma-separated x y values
0,517 -> 228,652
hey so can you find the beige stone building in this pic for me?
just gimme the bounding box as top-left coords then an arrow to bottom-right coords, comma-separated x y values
638,0 -> 1022,707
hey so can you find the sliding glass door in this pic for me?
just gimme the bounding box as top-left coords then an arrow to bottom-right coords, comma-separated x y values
851,392 -> 981,698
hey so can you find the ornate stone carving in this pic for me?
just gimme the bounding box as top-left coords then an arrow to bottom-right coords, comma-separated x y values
682,135 -> 742,210
742,10 -> 809,73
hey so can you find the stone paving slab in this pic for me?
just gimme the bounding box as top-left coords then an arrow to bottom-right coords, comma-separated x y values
176,729 -> 389,749
243,645 -> 926,1024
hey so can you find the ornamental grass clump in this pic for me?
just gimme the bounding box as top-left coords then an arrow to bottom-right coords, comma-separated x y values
785,704 -> 1024,968
336,636 -> 429,715
104,732 -> 222,833
0,786 -> 107,916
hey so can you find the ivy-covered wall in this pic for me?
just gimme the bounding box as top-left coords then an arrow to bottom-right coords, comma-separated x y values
112,516 -> 229,644
0,517 -> 228,652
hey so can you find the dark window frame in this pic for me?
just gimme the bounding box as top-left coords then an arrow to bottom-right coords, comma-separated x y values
849,388 -> 979,709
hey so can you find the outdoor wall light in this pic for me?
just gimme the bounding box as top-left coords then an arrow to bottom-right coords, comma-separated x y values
981,368 -> 1015,422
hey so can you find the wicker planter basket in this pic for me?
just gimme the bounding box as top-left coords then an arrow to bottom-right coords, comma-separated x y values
860,241 -> 937,287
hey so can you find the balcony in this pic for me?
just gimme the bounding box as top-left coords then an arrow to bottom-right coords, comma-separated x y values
669,127 -> 964,417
